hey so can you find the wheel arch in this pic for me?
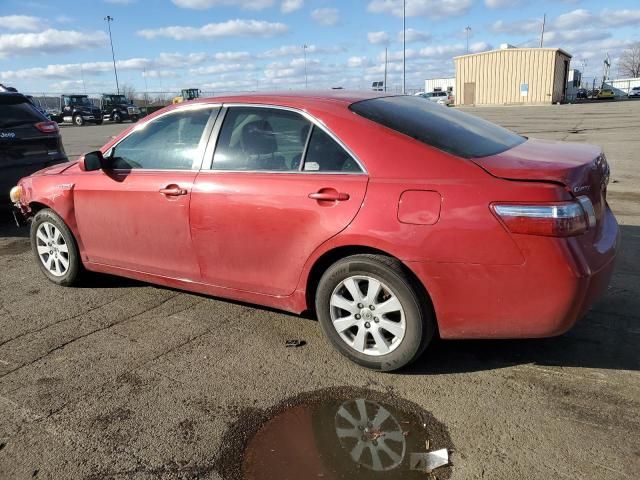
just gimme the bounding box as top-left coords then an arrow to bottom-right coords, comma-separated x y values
304,245 -> 438,334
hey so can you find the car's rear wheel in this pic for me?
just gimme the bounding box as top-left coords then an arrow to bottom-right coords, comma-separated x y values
73,114 -> 84,126
315,254 -> 433,372
30,209 -> 81,286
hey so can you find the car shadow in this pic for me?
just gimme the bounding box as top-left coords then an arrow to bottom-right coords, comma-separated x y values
407,224 -> 640,374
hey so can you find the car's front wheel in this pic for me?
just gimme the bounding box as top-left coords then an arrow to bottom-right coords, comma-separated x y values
73,114 -> 84,126
315,254 -> 433,372
30,209 -> 81,286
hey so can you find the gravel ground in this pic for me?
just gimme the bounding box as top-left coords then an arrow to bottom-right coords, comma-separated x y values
0,102 -> 638,479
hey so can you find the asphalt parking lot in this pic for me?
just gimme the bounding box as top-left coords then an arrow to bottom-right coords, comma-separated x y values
1,101 -> 639,479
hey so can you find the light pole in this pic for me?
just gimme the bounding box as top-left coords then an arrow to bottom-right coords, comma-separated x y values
104,15 -> 119,94
465,26 -> 472,53
303,44 -> 308,89
402,0 -> 406,94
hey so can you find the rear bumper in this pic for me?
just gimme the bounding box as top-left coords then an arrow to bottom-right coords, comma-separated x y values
407,207 -> 619,339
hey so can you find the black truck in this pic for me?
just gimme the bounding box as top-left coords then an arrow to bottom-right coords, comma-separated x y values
100,94 -> 141,123
49,94 -> 103,126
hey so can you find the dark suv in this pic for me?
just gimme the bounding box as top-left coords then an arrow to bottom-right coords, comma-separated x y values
1,93 -> 67,202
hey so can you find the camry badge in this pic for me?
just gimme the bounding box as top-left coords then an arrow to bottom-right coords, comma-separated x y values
573,185 -> 591,193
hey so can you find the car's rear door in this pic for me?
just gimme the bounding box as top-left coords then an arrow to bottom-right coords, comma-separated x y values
74,104 -> 219,279
190,105 -> 368,296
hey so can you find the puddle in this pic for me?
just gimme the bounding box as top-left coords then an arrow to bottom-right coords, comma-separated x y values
0,239 -> 30,256
215,387 -> 454,480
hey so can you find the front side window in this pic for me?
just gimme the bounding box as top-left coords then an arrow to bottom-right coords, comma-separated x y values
111,107 -> 215,170
213,107 -> 310,171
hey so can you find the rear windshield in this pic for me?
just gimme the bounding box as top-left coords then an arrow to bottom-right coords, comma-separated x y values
0,95 -> 45,127
349,95 -> 525,158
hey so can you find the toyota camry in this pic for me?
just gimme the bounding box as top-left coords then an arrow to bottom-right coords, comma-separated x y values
10,92 -> 619,371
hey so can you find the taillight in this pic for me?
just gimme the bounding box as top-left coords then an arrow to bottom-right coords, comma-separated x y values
492,197 -> 595,237
35,121 -> 58,133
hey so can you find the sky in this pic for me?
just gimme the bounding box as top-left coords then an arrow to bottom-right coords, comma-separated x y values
0,0 -> 638,95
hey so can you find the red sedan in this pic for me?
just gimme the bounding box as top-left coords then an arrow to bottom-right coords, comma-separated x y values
10,92 -> 619,371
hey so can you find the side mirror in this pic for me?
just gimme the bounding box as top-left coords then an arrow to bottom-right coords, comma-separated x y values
79,150 -> 109,171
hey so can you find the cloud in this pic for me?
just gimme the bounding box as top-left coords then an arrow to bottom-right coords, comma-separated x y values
0,15 -> 44,31
368,0 -> 472,19
0,29 -> 107,58
402,28 -> 431,43
172,0 -> 274,9
491,18 -> 542,35
141,69 -> 176,78
138,19 -> 288,40
213,51 -> 252,61
189,63 -> 256,75
281,0 -> 303,13
347,56 -> 372,68
311,8 -> 339,26
485,0 -> 520,8
368,31 -> 390,45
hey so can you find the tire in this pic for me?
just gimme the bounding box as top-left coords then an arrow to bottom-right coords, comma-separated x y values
315,254 -> 433,372
73,114 -> 84,127
30,209 -> 81,286
113,112 -> 122,123
131,115 -> 139,123
94,119 -> 103,125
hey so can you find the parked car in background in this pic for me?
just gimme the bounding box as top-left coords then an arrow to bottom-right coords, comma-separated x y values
49,94 -> 103,126
100,94 -> 141,123
1,92 -> 67,203
576,88 -> 588,99
10,92 -> 618,371
629,86 -> 640,98
416,90 -> 453,106
596,89 -> 615,100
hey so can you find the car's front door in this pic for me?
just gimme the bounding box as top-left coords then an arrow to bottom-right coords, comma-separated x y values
74,105 -> 219,279
190,106 -> 368,296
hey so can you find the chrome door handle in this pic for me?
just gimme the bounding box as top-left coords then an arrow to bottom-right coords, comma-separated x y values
159,186 -> 187,196
309,191 -> 350,201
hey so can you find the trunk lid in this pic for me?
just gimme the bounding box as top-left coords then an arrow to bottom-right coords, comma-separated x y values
473,138 -> 610,235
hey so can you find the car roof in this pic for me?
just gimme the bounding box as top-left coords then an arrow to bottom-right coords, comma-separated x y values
0,92 -> 28,104
188,90 -> 396,110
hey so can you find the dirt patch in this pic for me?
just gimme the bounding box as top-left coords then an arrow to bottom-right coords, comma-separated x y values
0,239 -> 30,256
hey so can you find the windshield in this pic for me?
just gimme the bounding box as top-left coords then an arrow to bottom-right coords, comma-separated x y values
70,96 -> 92,106
349,95 -> 526,159
108,95 -> 128,104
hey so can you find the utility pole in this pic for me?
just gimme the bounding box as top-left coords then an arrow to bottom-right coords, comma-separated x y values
80,64 -> 87,94
539,14 -> 546,48
104,15 -> 119,94
402,0 -> 406,94
143,68 -> 149,109
384,47 -> 388,92
465,26 -> 471,53
303,44 -> 308,89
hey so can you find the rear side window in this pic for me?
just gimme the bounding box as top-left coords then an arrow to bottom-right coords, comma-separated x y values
0,97 -> 45,128
303,127 -> 362,172
349,96 -> 525,158
213,107 -> 310,171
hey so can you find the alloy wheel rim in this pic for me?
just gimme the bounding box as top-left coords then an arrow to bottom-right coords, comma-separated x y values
330,275 -> 406,356
334,398 -> 406,471
36,222 -> 69,277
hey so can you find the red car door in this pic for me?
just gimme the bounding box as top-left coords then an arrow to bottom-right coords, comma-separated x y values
74,106 -> 218,279
190,106 -> 368,296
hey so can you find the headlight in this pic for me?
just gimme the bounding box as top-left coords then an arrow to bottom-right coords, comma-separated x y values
9,185 -> 23,203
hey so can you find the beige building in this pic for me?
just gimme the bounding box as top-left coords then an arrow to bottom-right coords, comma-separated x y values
454,47 -> 572,106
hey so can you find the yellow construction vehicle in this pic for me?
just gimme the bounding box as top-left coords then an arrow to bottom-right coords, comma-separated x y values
172,88 -> 201,104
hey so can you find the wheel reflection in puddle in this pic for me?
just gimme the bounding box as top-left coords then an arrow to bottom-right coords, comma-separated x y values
215,387 -> 454,480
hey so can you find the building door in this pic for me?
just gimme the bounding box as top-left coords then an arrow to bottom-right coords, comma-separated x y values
464,82 -> 476,105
